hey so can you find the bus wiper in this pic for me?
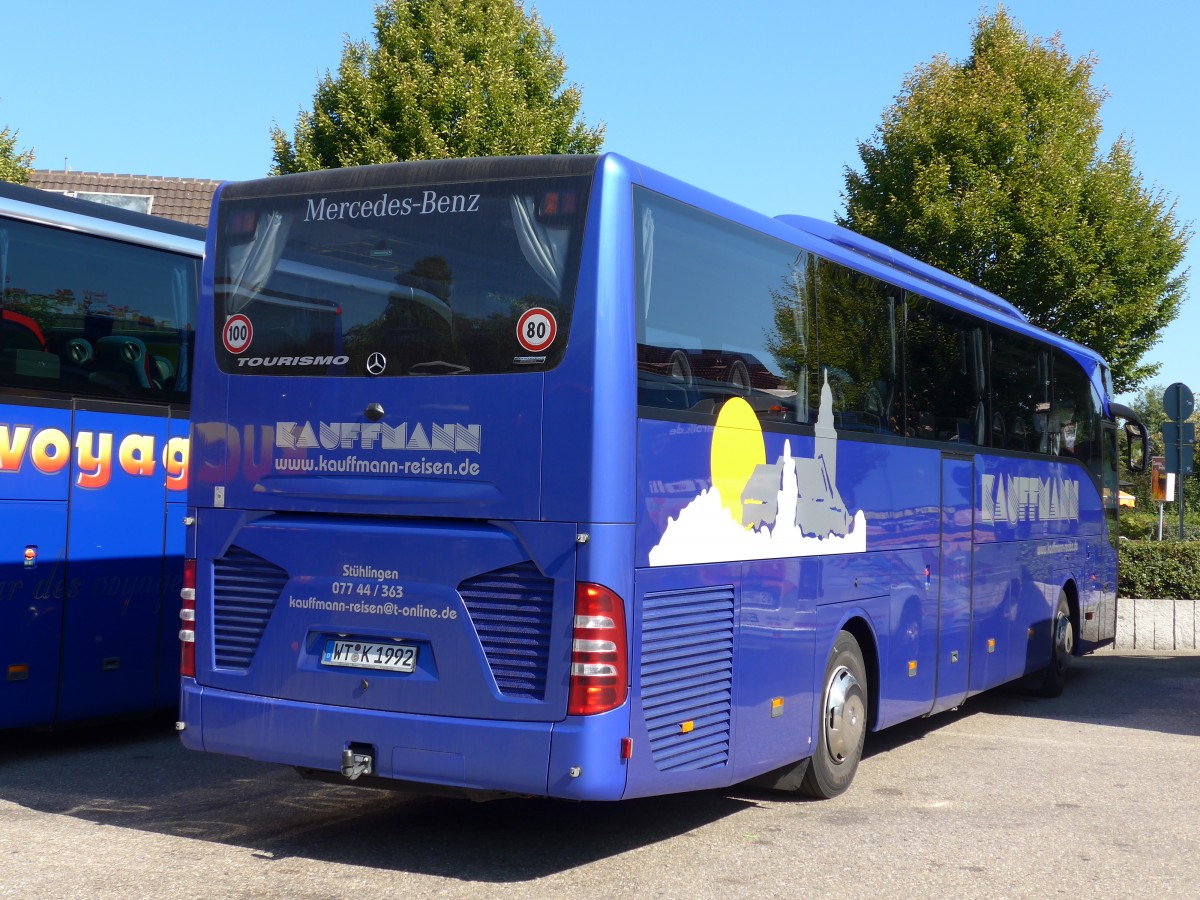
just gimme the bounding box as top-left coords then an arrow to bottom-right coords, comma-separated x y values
408,360 -> 471,375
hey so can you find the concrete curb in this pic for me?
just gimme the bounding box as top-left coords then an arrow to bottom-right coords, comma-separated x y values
1110,598 -> 1198,651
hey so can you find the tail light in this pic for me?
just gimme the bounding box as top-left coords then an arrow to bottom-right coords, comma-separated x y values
180,558 -> 196,677
567,583 -> 628,716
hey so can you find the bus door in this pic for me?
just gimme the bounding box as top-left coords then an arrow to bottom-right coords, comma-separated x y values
1095,420 -> 1120,643
0,402 -> 72,730
56,400 -> 173,721
931,452 -> 973,714
156,412 -> 188,708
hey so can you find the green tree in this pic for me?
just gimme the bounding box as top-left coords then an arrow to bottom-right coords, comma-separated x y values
271,0 -> 603,173
0,126 -> 34,184
840,7 -> 1190,394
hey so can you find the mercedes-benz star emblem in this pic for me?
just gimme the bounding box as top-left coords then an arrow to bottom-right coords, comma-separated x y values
366,352 -> 387,376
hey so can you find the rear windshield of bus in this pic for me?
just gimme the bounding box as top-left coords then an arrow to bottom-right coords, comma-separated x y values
213,174 -> 592,377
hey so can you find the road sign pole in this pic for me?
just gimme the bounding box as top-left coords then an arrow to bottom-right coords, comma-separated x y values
1163,382 -> 1195,541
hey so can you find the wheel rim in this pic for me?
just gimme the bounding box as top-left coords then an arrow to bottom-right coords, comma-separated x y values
823,665 -> 865,764
1053,609 -> 1073,675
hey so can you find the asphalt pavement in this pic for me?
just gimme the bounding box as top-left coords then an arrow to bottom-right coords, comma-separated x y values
0,651 -> 1197,898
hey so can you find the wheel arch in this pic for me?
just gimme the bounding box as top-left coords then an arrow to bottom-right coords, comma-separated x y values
1060,577 -> 1081,656
837,614 -> 880,732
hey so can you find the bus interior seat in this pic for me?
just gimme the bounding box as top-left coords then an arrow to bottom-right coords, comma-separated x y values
152,355 -> 175,389
911,411 -> 936,440
89,335 -> 153,391
0,348 -> 60,379
637,377 -> 691,411
991,411 -> 1006,447
1009,417 -> 1029,450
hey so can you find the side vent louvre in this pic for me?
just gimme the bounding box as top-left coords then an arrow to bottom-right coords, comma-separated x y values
458,561 -> 554,700
641,585 -> 735,772
212,546 -> 288,670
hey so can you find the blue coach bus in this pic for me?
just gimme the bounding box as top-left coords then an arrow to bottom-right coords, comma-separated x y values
0,181 -> 201,729
179,154 -> 1146,799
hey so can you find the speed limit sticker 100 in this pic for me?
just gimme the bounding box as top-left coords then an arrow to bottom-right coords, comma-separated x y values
516,307 -> 557,354
223,314 -> 254,354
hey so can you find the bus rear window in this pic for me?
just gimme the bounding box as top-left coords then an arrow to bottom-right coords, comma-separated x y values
213,174 -> 591,376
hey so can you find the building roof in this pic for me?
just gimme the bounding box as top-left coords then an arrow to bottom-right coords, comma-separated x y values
27,170 -> 221,227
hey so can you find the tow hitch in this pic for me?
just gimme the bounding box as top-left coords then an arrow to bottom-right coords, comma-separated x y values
341,745 -> 374,780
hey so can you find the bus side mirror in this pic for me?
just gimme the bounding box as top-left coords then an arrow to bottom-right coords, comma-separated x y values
1124,420 -> 1148,473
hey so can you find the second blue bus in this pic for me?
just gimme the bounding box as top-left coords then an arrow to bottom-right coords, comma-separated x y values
0,181 -> 202,729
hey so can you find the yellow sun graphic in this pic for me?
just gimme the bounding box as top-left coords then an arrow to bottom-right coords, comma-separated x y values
710,397 -> 766,527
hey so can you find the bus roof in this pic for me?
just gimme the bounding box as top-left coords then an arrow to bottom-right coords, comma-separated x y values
775,215 -> 1027,322
217,154 -> 600,203
0,179 -> 204,256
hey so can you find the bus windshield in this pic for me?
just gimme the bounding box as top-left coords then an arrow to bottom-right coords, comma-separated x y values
214,174 -> 592,377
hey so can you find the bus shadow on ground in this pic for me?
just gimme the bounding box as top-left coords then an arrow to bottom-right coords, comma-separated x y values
963,652 -> 1200,738
850,651 -> 1200,760
0,718 -> 752,881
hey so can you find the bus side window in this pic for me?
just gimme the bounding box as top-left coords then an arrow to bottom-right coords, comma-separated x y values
812,261 -> 900,435
904,294 -> 985,445
0,218 -> 194,402
989,328 -> 1049,452
1048,350 -> 1104,474
633,189 -> 798,421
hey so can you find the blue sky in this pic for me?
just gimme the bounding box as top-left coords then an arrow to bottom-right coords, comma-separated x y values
1,1 -> 1195,399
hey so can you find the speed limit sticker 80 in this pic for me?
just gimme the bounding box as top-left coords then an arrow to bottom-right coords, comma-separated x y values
223,314 -> 254,354
515,307 -> 557,354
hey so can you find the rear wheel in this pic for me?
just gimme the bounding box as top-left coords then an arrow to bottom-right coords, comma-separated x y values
801,630 -> 868,799
1039,590 -> 1074,697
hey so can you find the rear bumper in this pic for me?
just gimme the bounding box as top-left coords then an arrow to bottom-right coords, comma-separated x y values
179,679 -> 632,800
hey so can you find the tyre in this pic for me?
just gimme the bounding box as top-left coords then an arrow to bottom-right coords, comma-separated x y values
801,630 -> 868,799
1038,590 -> 1074,697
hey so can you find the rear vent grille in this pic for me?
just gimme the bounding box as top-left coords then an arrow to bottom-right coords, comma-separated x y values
641,585 -> 735,772
458,561 -> 555,700
212,546 -> 288,670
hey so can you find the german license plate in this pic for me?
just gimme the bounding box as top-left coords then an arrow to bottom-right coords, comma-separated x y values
321,639 -> 417,673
